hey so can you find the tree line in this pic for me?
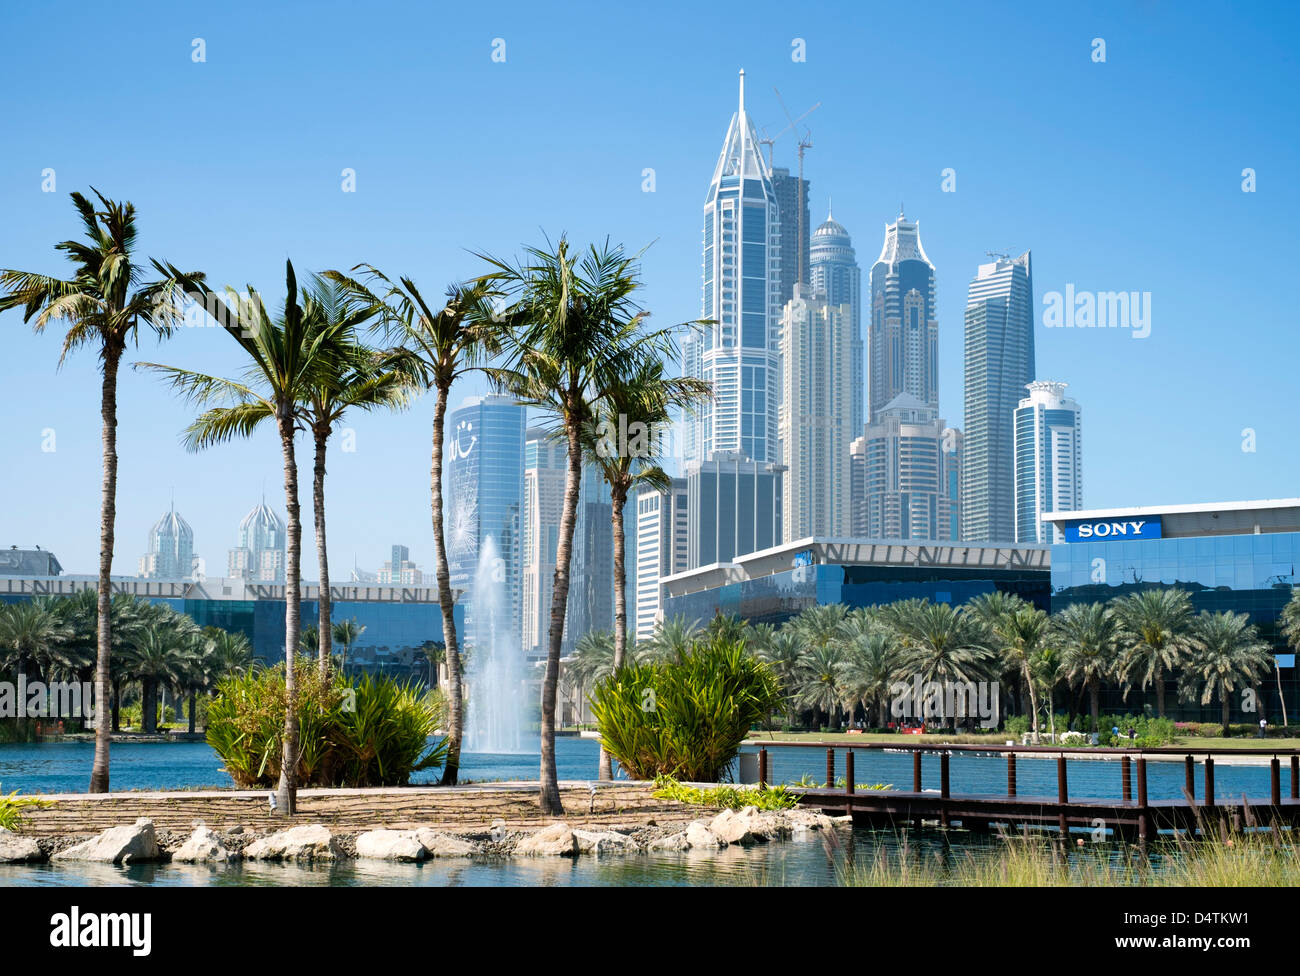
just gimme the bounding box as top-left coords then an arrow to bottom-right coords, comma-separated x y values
569,586 -> 1300,739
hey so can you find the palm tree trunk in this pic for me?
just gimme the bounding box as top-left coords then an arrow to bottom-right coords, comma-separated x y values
312,426 -> 332,678
1023,663 -> 1040,742
1276,664 -> 1288,727
1155,665 -> 1166,718
274,414 -> 301,815
539,407 -> 584,815
90,343 -> 122,793
111,677 -> 121,733
432,385 -> 464,786
141,678 -> 156,734
1090,678 -> 1101,731
598,483 -> 630,781
188,691 -> 197,734
1222,694 -> 1231,737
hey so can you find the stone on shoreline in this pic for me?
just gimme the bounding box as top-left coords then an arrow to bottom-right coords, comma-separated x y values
709,808 -> 765,845
685,821 -> 722,848
244,824 -> 339,861
785,809 -> 836,832
514,822 -> 578,856
355,829 -> 427,862
171,825 -> 230,863
573,829 -> 636,856
0,827 -> 43,863
648,831 -> 691,852
53,818 -> 161,864
414,829 -> 475,858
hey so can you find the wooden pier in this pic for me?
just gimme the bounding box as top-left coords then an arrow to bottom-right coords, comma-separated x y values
753,742 -> 1300,839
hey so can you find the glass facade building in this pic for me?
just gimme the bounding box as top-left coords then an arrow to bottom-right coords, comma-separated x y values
869,212 -> 938,423
1013,381 -> 1082,544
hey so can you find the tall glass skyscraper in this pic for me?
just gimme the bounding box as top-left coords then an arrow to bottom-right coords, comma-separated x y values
809,210 -> 862,437
683,70 -> 782,466
227,499 -> 286,582
771,167 -> 810,308
869,211 -> 938,422
139,504 -> 195,579
445,394 -> 525,629
962,251 -> 1034,544
1014,381 -> 1081,544
522,427 -> 564,658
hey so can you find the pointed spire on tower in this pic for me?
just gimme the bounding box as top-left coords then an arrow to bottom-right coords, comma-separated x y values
827,197 -> 833,221
738,68 -> 745,113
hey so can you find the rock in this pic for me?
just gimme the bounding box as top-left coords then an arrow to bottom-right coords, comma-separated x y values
684,821 -> 722,849
514,822 -> 577,857
414,829 -> 475,858
171,826 -> 230,863
356,829 -> 427,862
786,809 -> 835,832
647,831 -> 690,852
0,827 -> 43,863
572,829 -> 636,856
52,818 -> 161,864
708,809 -> 757,845
243,824 -> 339,861
227,825 -> 246,835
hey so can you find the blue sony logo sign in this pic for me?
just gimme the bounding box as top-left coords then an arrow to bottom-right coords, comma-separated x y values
1063,516 -> 1162,542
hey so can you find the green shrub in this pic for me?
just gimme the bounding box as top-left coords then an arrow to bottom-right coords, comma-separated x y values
0,786 -> 50,832
1004,715 -> 1030,735
205,661 -> 447,788
652,775 -> 800,810
590,636 -> 783,782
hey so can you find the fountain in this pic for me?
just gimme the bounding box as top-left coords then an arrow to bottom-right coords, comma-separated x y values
464,534 -> 528,753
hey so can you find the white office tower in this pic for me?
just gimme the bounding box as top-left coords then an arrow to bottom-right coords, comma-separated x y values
682,70 -> 782,466
779,284 -> 853,539
850,395 -> 960,542
634,478 -> 689,642
1014,381 -> 1082,544
522,428 -> 565,658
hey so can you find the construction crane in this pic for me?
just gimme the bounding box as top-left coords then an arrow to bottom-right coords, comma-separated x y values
772,88 -> 819,287
985,250 -> 1013,262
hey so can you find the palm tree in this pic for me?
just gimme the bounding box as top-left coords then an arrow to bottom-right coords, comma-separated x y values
482,238 -> 675,815
1183,611 -> 1273,736
206,628 -> 254,679
1052,602 -> 1121,732
584,357 -> 710,778
642,615 -> 702,664
1,190 -> 193,791
1113,588 -> 1200,718
796,642 -> 846,730
326,266 -> 499,788
880,600 -> 996,725
989,605 -> 1050,741
124,608 -> 199,734
141,260 -> 345,815
0,600 -> 71,681
757,628 -> 804,728
1277,587 -> 1299,726
299,626 -> 320,656
836,621 -> 903,728
334,618 -> 366,676
420,639 -> 444,690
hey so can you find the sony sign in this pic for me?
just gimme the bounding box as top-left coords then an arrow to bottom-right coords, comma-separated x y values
1064,516 -> 1162,542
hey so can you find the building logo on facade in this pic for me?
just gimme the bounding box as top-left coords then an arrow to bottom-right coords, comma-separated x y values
1063,517 -> 1163,542
451,420 -> 477,460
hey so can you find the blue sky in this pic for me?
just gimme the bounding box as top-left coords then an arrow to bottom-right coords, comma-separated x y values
2,0 -> 1297,576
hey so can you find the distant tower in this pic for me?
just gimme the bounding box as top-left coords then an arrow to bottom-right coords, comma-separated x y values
228,499 -> 286,583
809,208 -> 862,437
683,69 -> 782,466
771,167 -> 810,308
1014,381 -> 1081,544
869,211 -> 938,422
522,427 -> 566,658
962,251 -> 1034,543
139,502 -> 195,579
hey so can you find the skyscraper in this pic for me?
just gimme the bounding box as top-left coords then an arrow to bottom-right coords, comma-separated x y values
686,452 -> 783,567
962,251 -> 1034,543
869,211 -> 938,422
377,544 -> 423,585
1014,381 -> 1081,544
444,394 -> 525,629
565,461 -> 614,650
634,477 -> 689,642
522,427 -> 565,658
849,395 -> 959,541
809,210 -> 863,436
139,503 -> 195,579
683,70 -> 782,466
227,499 -> 286,582
771,167 -> 810,308
780,285 -> 853,539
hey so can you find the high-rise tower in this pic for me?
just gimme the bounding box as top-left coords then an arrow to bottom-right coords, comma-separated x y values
139,503 -> 195,579
683,70 -> 782,466
869,211 -> 938,422
961,251 -> 1034,543
1014,381 -> 1081,544
771,167 -> 810,307
809,209 -> 862,436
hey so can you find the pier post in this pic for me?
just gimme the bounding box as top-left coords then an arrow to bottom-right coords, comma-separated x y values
1292,755 -> 1299,800
1204,756 -> 1215,808
940,751 -> 950,828
825,748 -> 834,788
1121,755 -> 1132,803
1006,753 -> 1017,797
1057,756 -> 1069,838
1271,757 -> 1281,809
1184,755 -> 1195,800
913,750 -> 922,793
758,748 -> 768,789
845,750 -> 855,795
1136,757 -> 1149,841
